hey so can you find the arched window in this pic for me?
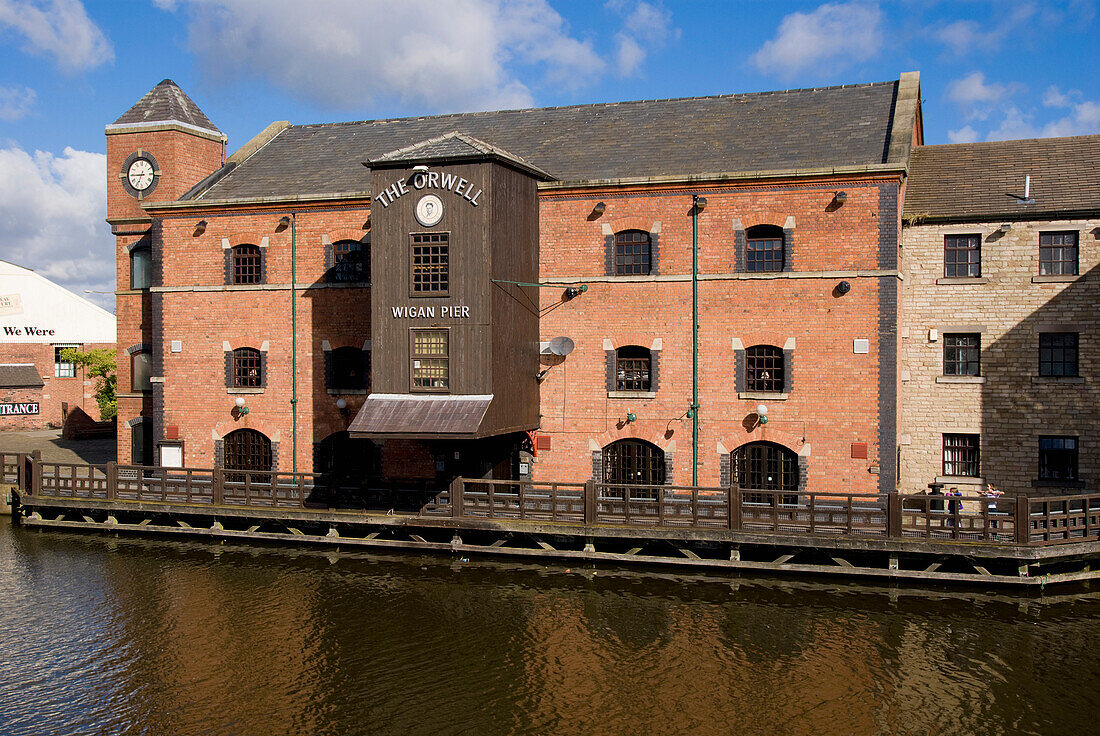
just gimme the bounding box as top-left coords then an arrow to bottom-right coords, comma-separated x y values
615,345 -> 651,391
614,230 -> 652,275
232,347 -> 262,388
231,244 -> 262,284
746,224 -> 785,272
745,345 -> 784,392
604,439 -> 666,485
330,346 -> 368,391
130,245 -> 152,289
330,239 -> 369,283
223,429 -> 272,475
733,441 -> 799,503
131,350 -> 152,392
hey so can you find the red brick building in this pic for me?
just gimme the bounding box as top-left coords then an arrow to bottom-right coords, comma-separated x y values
108,75 -> 923,497
0,260 -> 116,430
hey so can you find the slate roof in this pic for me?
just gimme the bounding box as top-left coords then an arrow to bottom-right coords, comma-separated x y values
348,394 -> 493,436
192,79 -> 910,202
110,79 -> 222,135
370,131 -> 553,180
905,135 -> 1100,222
0,364 -> 44,389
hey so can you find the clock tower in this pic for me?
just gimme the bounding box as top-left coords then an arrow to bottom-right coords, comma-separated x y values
106,79 -> 226,465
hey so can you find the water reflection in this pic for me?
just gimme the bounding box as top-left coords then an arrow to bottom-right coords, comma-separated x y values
1,523 -> 1097,736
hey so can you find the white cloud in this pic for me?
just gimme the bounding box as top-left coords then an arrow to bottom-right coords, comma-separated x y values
0,145 -> 115,310
946,72 -> 1022,121
0,0 -> 113,72
751,2 -> 882,78
1039,100 -> 1100,137
1043,85 -> 1073,108
932,4 -> 1037,55
609,1 -> 676,76
158,0 -> 608,112
0,85 -> 36,121
947,125 -> 979,144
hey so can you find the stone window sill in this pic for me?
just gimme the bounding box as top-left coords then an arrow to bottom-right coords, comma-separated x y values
738,392 -> 789,400
936,277 -> 988,285
935,475 -> 985,485
607,391 -> 656,399
1031,376 -> 1084,384
1032,274 -> 1079,284
936,376 -> 985,384
327,388 -> 368,395
227,388 -> 264,395
116,392 -> 148,399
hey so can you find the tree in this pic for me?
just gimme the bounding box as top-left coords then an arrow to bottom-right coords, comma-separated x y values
60,347 -> 117,421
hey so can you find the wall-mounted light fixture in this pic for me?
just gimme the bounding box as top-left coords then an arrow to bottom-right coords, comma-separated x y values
833,191 -> 848,205
193,220 -> 207,236
999,223 -> 1012,233
412,164 -> 430,172
232,396 -> 249,418
694,196 -> 707,213
835,280 -> 851,295
755,404 -> 769,425
591,201 -> 606,217
536,368 -> 551,381
276,215 -> 291,232
336,398 -> 349,417
625,412 -> 637,423
563,284 -> 588,301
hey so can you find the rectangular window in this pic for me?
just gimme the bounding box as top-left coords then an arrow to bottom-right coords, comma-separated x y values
54,345 -> 76,378
411,329 -> 449,391
943,333 -> 980,376
614,231 -> 652,275
1039,436 -> 1078,481
1039,231 -> 1078,275
411,233 -> 449,295
1039,332 -> 1078,377
746,237 -> 784,272
944,234 -> 981,278
943,433 -> 980,477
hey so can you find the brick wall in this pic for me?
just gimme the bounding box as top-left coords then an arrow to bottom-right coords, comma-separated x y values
900,218 -> 1100,496
0,342 -> 114,429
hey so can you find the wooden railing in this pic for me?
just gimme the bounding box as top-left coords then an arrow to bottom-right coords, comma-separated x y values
12,457 -> 1100,547
0,451 -> 39,487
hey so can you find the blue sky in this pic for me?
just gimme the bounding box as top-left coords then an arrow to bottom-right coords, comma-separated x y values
1,0 -> 1098,310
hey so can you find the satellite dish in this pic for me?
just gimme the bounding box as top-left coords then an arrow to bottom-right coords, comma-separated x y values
548,336 -> 575,356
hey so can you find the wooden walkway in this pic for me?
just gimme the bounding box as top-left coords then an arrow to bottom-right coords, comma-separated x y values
5,453 -> 1100,588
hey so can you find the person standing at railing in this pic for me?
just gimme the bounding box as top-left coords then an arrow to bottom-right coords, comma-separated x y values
985,483 -> 1003,528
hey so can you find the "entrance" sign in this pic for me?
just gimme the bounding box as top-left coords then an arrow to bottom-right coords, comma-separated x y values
0,402 -> 39,416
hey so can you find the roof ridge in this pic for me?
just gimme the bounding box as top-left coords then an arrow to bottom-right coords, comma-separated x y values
285,79 -> 899,130
916,133 -> 1100,151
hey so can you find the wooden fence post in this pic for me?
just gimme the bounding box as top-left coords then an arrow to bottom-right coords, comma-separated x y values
729,484 -> 742,531
1015,495 -> 1030,545
887,492 -> 901,538
451,477 -> 464,519
212,468 -> 224,506
105,461 -> 117,501
584,480 -> 597,525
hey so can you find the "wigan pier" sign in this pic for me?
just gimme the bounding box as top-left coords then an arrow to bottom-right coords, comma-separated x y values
0,402 -> 39,416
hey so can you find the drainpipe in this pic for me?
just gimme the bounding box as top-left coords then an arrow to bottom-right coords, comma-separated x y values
290,212 -> 298,472
690,194 -> 702,486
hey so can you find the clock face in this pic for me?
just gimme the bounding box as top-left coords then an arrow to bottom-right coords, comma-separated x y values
127,158 -> 155,191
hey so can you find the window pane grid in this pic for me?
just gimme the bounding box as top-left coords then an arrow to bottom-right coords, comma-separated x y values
232,244 -> 262,284
224,429 -> 272,481
944,235 -> 981,278
1039,332 -> 1078,377
944,334 -> 980,376
233,348 -> 261,388
615,345 -> 651,391
733,442 -> 798,504
1039,436 -> 1078,480
412,330 -> 449,390
614,230 -> 651,275
943,434 -> 980,477
604,439 -> 665,485
1039,232 -> 1078,276
54,346 -> 75,378
332,240 -> 368,282
746,238 -> 784,272
746,346 -> 784,392
411,233 -> 449,294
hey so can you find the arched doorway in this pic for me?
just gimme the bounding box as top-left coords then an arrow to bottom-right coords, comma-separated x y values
603,439 -> 665,500
316,431 -> 381,505
223,428 -> 272,481
732,441 -> 799,504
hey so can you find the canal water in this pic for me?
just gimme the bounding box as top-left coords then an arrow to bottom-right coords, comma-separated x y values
1,522 -> 1097,736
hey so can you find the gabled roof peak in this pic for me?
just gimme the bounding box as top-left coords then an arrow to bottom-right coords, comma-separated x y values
368,131 -> 554,180
109,79 -> 222,136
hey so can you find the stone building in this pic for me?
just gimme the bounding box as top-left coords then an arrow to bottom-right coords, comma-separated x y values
0,260 -> 117,430
107,75 -> 923,495
900,134 -> 1100,497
